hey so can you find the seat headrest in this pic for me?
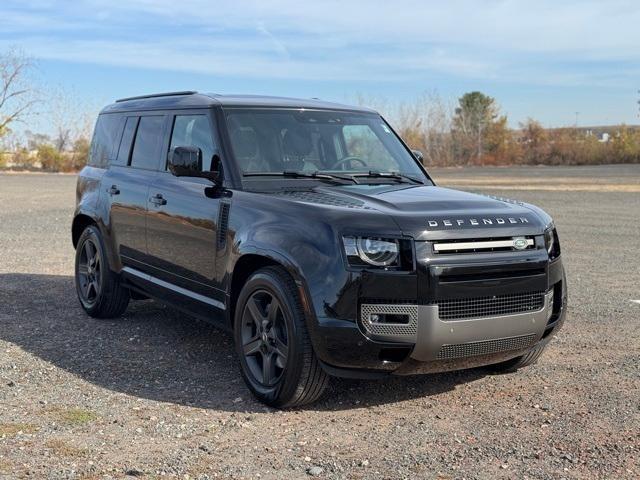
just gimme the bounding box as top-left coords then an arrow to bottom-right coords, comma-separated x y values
231,128 -> 258,159
282,128 -> 312,157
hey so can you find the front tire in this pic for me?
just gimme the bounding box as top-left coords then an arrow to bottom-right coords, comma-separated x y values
75,225 -> 130,318
234,266 -> 328,408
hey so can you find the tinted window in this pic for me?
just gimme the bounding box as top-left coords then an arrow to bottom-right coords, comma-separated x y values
115,116 -> 139,166
169,115 -> 216,171
225,109 -> 422,177
130,116 -> 164,170
89,114 -> 123,167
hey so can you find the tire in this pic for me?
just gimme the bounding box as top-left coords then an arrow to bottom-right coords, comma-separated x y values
489,343 -> 547,373
234,266 -> 329,408
75,225 -> 130,318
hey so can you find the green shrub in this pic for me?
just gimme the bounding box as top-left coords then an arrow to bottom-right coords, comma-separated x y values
37,144 -> 65,172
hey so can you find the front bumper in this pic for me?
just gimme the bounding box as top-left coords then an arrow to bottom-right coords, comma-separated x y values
361,291 -> 553,362
311,258 -> 567,378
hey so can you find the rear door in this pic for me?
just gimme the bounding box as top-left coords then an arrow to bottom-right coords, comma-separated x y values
145,110 -> 225,307
102,113 -> 167,270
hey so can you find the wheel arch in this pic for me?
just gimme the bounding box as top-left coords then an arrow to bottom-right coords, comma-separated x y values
72,213 -> 98,248
228,250 -> 312,329
72,211 -> 121,272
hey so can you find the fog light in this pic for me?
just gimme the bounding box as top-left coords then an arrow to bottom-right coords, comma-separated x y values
547,290 -> 555,320
369,313 -> 410,324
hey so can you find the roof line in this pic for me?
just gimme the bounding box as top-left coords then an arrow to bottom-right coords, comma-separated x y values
115,91 -> 198,103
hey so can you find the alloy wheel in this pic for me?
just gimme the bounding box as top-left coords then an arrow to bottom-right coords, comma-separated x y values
77,238 -> 101,304
240,290 -> 289,387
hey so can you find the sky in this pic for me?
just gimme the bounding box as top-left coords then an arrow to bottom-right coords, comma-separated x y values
1,0 -> 640,135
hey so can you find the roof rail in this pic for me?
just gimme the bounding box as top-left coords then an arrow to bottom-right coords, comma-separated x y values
115,91 -> 198,103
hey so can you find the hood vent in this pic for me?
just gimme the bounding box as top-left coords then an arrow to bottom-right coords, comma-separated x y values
275,191 -> 370,209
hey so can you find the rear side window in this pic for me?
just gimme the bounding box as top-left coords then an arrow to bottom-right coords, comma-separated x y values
169,115 -> 216,171
89,114 -> 123,167
114,116 -> 139,165
130,116 -> 164,170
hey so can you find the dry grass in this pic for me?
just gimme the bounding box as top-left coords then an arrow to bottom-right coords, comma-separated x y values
0,458 -> 15,475
439,182 -> 640,192
0,423 -> 39,437
45,439 -> 88,458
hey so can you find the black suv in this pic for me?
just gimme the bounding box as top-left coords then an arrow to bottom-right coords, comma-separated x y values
73,91 -> 567,407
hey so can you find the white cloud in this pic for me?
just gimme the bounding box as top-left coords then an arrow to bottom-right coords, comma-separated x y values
2,0 -> 640,86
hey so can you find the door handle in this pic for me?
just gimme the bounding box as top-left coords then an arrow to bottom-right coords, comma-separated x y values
107,185 -> 120,195
149,193 -> 167,206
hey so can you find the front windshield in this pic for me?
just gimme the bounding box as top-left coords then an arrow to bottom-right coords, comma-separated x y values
225,108 -> 425,180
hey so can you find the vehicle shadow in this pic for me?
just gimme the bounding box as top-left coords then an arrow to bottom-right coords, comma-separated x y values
0,273 -> 488,413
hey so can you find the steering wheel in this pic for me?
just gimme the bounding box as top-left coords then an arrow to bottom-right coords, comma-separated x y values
331,156 -> 368,170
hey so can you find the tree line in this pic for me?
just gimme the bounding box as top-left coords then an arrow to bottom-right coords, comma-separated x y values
381,91 -> 640,166
2,49 -> 640,171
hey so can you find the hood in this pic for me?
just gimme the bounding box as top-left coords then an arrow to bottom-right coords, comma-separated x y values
296,184 -> 552,240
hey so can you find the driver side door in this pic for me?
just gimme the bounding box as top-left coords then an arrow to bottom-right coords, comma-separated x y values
145,110 -> 226,309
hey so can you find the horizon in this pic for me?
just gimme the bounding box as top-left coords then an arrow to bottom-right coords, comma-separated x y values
2,0 -> 640,137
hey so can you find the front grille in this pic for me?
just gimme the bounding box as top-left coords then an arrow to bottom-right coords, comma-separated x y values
438,291 -> 545,320
436,334 -> 537,360
432,236 -> 535,254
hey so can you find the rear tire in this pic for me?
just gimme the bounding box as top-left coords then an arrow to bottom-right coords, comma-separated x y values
234,266 -> 329,408
75,225 -> 130,318
489,344 -> 547,373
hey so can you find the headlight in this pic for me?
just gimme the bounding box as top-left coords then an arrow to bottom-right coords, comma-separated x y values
544,227 -> 560,259
544,228 -> 554,254
343,236 -> 399,267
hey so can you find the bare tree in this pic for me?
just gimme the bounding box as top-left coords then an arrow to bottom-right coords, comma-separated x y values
379,92 -> 455,166
0,49 -> 36,138
49,87 -> 96,152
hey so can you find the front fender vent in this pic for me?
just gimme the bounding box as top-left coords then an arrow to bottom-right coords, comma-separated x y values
217,201 -> 231,250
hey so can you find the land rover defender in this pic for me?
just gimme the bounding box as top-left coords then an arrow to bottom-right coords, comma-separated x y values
72,91 -> 567,407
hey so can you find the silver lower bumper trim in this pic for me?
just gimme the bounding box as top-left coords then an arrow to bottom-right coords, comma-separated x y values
360,291 -> 553,362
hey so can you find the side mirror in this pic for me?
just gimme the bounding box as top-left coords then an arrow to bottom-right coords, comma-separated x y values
168,146 -> 202,177
411,149 -> 424,163
168,146 -> 222,185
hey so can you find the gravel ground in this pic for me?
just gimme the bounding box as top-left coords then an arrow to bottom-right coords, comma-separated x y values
1,166 -> 639,479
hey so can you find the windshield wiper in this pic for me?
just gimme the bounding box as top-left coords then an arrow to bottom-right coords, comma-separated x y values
350,171 -> 424,185
243,171 -> 358,184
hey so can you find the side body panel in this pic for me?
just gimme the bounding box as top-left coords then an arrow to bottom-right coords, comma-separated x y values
145,109 -> 225,306
100,165 -> 155,269
145,174 -> 225,303
74,166 -> 105,223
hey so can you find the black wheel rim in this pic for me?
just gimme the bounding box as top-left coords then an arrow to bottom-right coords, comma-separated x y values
77,238 -> 101,305
240,290 -> 289,387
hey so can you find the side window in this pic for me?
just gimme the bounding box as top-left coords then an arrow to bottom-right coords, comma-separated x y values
114,116 -> 139,166
89,114 -> 123,167
169,115 -> 216,171
130,116 -> 164,170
